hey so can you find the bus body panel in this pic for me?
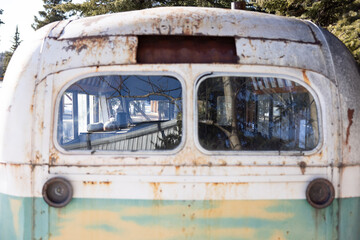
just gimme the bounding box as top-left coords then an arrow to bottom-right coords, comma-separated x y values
0,7 -> 359,240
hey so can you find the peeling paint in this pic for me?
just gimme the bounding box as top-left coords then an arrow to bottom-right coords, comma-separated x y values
10,198 -> 22,238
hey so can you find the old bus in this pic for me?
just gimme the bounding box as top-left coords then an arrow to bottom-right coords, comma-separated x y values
0,6 -> 359,240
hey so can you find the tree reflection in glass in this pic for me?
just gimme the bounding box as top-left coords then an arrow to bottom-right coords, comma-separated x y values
58,75 -> 182,151
197,76 -> 318,151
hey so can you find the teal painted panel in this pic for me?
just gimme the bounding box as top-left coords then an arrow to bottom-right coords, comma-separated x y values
339,197 -> 360,240
1,192 -> 359,240
0,192 -> 33,240
47,198 -> 340,240
33,197 -> 49,240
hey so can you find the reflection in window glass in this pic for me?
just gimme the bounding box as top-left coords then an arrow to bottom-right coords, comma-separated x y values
58,75 -> 182,151
197,76 -> 319,151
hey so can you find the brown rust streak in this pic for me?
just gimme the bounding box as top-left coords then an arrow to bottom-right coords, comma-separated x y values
149,182 -> 162,199
175,166 -> 181,175
82,181 -> 112,185
35,151 -> 42,164
83,181 -> 97,185
302,70 -> 311,86
49,152 -> 59,165
345,108 -> 354,145
99,181 -> 111,185
298,161 -> 307,175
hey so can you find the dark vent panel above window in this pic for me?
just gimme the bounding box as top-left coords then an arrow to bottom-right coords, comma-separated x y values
137,36 -> 238,64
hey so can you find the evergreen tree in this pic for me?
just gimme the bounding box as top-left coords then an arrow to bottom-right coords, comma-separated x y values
2,26 -> 22,77
328,6 -> 360,64
32,0 -> 72,30
58,0 -> 153,17
58,0 -> 242,17
253,0 -> 360,66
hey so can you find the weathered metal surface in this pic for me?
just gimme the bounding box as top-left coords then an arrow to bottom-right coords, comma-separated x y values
50,8 -> 316,43
0,6 -> 359,240
235,38 -> 330,78
39,36 -> 137,79
33,8 -> 339,83
3,192 -> 357,240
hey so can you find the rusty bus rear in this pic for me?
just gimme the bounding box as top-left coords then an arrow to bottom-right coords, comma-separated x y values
0,7 -> 359,240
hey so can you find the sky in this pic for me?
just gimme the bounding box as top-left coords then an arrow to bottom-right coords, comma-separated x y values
0,0 -> 85,53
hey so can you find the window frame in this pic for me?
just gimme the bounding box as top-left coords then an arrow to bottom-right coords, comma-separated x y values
194,72 -> 323,156
53,71 -> 186,156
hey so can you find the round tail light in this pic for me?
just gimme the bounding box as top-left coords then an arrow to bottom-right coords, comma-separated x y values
43,177 -> 73,208
306,178 -> 335,209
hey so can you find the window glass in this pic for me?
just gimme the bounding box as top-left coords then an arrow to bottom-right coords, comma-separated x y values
197,76 -> 319,151
58,75 -> 182,151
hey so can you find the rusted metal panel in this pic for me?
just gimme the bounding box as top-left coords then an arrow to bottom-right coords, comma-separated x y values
236,38 -> 330,78
35,8 -> 340,82
38,36 -> 137,79
320,29 -> 360,166
53,7 -> 317,43
0,6 -> 359,240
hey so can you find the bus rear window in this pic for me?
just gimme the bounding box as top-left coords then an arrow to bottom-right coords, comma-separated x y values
57,75 -> 182,151
197,76 -> 319,151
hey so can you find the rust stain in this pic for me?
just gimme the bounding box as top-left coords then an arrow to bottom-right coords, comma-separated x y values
49,152 -> 59,165
219,160 -> 227,166
298,161 -> 307,175
302,70 -> 311,86
35,151 -> 42,164
248,39 -> 254,49
345,108 -> 354,145
99,181 -> 111,185
158,167 -> 165,176
63,36 -> 109,54
149,182 -> 161,199
175,165 -> 181,175
83,181 -> 97,185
